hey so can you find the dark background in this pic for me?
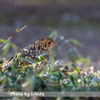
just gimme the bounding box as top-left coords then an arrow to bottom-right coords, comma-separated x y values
0,0 -> 100,68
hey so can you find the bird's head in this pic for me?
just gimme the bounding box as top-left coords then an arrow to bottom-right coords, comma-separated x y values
40,37 -> 60,51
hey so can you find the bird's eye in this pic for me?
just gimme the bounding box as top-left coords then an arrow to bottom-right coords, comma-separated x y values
48,42 -> 51,44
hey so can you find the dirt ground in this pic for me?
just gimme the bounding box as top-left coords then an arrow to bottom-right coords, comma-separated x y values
0,2 -> 100,68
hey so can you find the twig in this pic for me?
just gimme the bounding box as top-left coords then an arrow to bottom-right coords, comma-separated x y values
15,25 -> 26,33
0,36 -> 12,47
0,25 -> 26,48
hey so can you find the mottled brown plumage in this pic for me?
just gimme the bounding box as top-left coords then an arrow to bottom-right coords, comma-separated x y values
20,37 -> 59,61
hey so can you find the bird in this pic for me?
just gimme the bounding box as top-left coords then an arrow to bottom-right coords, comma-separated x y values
20,37 -> 59,61
2,37 -> 60,71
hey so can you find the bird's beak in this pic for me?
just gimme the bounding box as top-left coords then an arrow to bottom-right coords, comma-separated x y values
54,42 -> 61,45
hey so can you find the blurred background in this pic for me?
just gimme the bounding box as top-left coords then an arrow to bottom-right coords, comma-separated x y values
0,0 -> 100,68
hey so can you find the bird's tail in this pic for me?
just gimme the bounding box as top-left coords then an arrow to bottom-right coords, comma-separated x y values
1,53 -> 21,72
